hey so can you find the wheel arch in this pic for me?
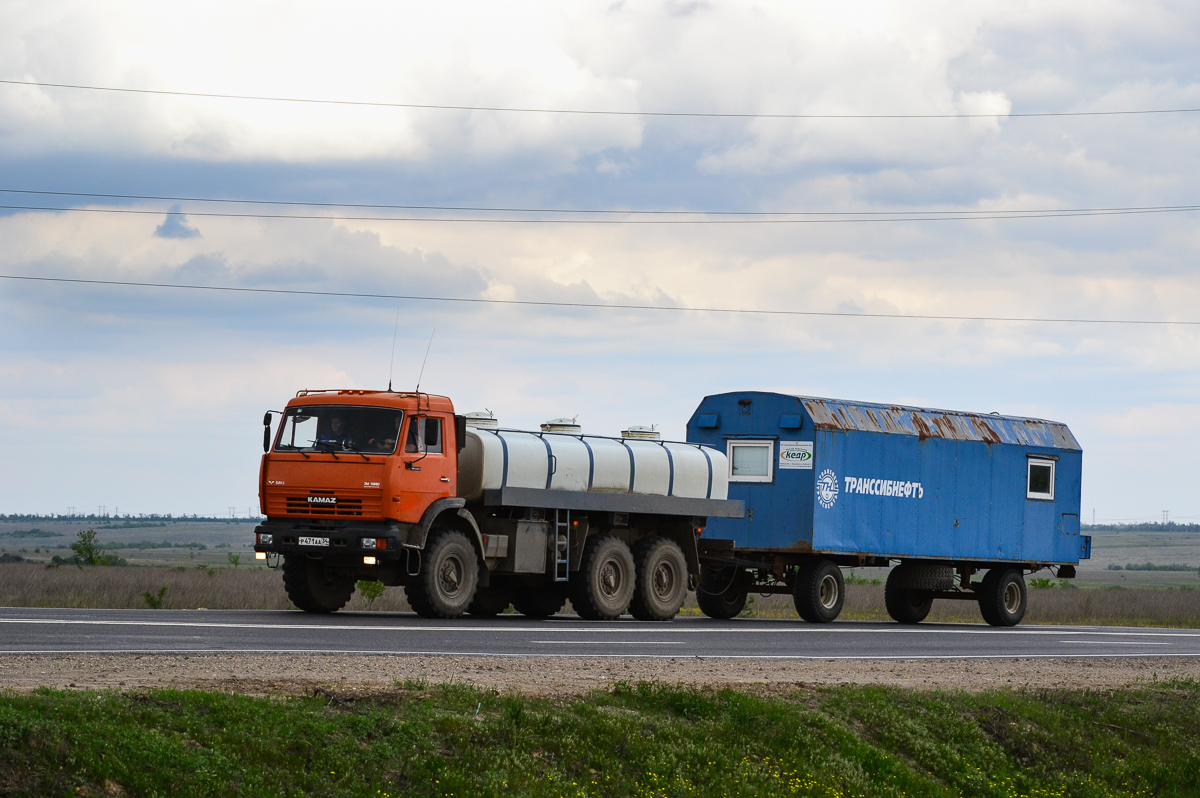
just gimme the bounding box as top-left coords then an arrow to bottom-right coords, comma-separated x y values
418,503 -> 489,587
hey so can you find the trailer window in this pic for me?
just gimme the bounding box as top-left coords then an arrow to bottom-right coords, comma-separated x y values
728,440 -> 773,482
275,405 -> 404,455
1027,458 -> 1055,500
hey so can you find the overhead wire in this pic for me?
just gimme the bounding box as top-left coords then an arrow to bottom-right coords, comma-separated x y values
2,188 -> 1199,220
3,78 -> 1199,119
1,274 -> 1196,327
2,203 -> 1198,224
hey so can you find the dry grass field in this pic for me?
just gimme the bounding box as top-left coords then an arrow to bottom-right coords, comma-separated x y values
2,561 -> 1199,627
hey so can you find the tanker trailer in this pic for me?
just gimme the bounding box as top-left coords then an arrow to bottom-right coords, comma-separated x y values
252,390 -> 743,621
687,391 -> 1089,627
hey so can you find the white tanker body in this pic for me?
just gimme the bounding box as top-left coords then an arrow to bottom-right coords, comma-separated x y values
451,414 -> 742,622
458,419 -> 729,502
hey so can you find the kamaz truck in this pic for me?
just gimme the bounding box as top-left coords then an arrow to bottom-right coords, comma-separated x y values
252,390 -> 743,620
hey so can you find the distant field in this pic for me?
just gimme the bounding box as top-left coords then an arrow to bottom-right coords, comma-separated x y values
0,519 -> 256,568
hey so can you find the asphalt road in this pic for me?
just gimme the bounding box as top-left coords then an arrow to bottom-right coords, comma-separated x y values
2,608 -> 1199,659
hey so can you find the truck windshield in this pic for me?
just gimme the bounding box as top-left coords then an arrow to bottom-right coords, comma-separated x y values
275,405 -> 404,455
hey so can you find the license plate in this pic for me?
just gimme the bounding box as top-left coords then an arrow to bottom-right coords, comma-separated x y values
298,536 -> 329,547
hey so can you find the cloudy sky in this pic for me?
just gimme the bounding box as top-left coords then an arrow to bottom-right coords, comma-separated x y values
2,0 -> 1198,521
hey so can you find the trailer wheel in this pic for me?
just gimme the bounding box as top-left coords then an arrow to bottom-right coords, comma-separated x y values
281,555 -> 354,613
696,567 -> 748,619
404,527 -> 479,619
629,537 -> 688,621
978,568 -> 1027,627
467,586 -> 512,617
884,569 -> 933,624
512,590 -> 566,619
793,559 -> 845,623
570,534 -> 636,620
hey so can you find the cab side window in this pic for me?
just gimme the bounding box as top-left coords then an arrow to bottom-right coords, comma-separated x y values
405,417 -> 444,454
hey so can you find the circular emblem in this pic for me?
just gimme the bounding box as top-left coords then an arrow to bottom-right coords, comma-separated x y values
816,469 -> 839,509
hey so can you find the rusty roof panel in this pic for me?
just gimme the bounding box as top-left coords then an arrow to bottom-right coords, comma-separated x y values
801,397 -> 1080,450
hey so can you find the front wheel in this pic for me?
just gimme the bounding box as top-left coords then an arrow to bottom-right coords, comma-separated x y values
404,528 -> 479,619
281,555 -> 355,613
629,537 -> 688,621
978,568 -> 1027,627
793,559 -> 845,623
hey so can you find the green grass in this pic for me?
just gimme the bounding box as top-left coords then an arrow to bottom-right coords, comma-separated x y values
3,681 -> 1199,797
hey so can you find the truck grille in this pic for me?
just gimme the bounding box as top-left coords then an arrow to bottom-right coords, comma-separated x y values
268,489 -> 380,519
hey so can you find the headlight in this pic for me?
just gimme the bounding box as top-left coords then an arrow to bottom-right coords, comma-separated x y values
257,533 -> 273,545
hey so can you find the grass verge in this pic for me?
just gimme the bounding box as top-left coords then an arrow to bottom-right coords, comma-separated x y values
2,681 -> 1199,797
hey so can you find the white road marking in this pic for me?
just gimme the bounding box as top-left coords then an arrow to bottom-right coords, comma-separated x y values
2,648 -> 1200,660
1060,640 -> 1173,645
1,616 -> 1198,639
529,640 -> 684,645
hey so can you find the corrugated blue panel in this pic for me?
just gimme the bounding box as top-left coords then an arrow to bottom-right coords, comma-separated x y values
688,391 -> 1084,566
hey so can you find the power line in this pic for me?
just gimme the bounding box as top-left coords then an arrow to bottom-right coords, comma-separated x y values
2,274 -> 1197,327
3,188 -> 1199,219
4,79 -> 1199,120
3,203 -> 1198,225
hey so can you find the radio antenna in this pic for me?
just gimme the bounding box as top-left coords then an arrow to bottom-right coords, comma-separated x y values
386,306 -> 401,391
415,329 -> 435,393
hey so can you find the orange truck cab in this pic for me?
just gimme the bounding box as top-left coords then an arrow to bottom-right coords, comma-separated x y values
253,388 -> 742,621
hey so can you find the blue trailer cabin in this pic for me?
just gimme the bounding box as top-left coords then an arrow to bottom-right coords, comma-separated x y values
686,391 -> 1087,626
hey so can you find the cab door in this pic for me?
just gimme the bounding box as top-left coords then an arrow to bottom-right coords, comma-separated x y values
392,413 -> 455,523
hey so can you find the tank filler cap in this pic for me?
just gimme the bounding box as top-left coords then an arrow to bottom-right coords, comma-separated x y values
541,417 -> 582,434
621,425 -> 661,440
464,411 -> 499,430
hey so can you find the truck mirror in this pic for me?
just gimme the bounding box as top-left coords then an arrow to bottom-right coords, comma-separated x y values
455,415 -> 467,451
263,425 -> 272,453
263,411 -> 273,426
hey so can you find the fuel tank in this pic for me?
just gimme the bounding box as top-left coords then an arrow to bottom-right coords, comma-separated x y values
456,417 -> 728,503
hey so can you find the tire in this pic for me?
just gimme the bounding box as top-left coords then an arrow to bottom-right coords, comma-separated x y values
888,561 -> 955,591
467,586 -> 512,617
696,567 -> 748,619
512,590 -> 566,619
281,555 -> 354,613
569,534 -> 636,620
885,568 -> 933,624
629,537 -> 688,621
978,568 -> 1027,627
404,528 -> 479,619
793,559 -> 845,623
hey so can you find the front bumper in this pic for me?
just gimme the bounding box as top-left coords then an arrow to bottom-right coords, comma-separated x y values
252,519 -> 407,563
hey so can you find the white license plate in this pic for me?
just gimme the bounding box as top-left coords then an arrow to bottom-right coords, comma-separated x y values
298,536 -> 329,547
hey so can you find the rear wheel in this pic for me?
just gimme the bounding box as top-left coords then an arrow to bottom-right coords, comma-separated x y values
696,567 -> 748,619
404,528 -> 479,619
978,568 -> 1027,627
282,555 -> 355,613
467,586 -> 512,617
629,537 -> 688,621
512,590 -> 566,619
884,568 -> 933,624
793,559 -> 845,623
569,534 -> 636,620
